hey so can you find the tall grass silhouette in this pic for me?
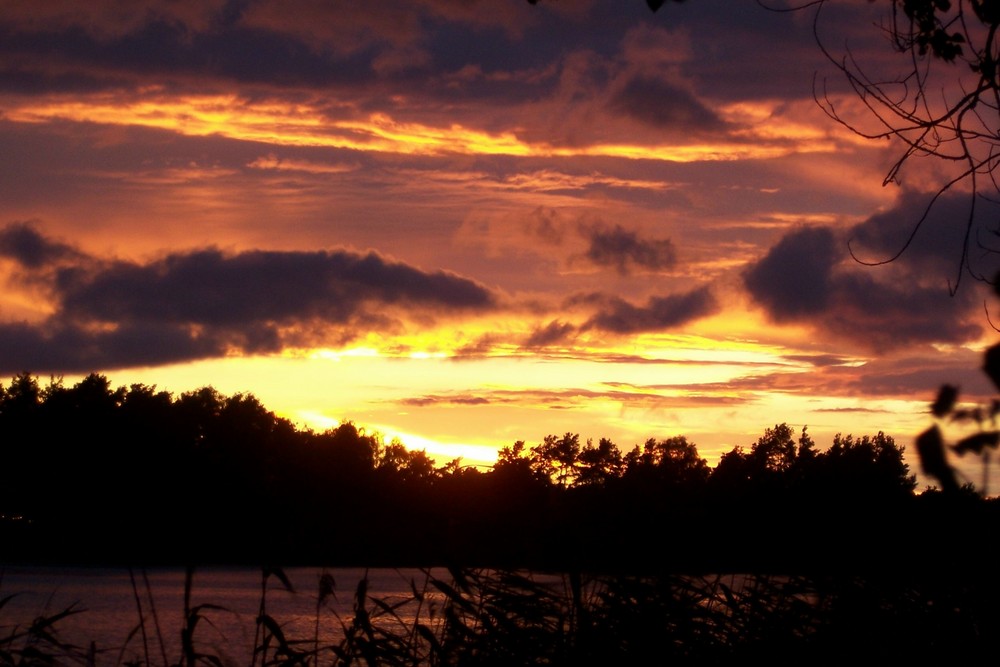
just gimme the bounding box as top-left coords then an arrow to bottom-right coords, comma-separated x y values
4,565 -> 991,666
0,590 -> 89,665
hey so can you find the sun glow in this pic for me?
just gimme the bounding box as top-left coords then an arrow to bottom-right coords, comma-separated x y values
310,347 -> 381,361
374,427 -> 500,467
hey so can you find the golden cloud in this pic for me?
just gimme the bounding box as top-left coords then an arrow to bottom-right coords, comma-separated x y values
8,93 -> 843,162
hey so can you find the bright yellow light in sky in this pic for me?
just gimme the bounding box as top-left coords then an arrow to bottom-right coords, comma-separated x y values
46,317 -> 930,473
7,95 -> 841,162
309,347 -> 381,362
372,426 -> 500,467
565,141 -> 836,162
2,0 -> 989,499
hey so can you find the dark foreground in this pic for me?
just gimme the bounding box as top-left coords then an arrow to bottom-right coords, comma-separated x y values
2,566 -> 997,666
2,374 -> 998,663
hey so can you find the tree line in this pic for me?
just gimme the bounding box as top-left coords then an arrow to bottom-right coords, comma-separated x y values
0,373 -> 991,571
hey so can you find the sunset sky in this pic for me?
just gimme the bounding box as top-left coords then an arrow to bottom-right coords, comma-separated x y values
2,0 -> 998,486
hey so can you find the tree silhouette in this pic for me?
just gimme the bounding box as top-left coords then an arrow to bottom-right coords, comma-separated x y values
0,370 -> 984,569
377,438 -> 437,483
623,436 -> 710,487
712,424 -> 814,492
530,432 -> 583,487
577,437 -> 625,486
821,432 -> 916,497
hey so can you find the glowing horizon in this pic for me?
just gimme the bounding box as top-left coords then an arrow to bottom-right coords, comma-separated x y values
1,0 -> 997,488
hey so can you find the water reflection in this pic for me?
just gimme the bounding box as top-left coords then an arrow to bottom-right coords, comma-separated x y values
0,566 -> 430,666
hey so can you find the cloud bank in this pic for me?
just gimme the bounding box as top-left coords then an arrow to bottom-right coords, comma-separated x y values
742,191 -> 999,351
0,222 -> 497,372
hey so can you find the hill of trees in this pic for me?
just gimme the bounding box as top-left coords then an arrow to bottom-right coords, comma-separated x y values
0,372 -> 994,571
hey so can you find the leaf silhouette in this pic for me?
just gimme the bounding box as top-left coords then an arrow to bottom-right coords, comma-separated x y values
915,425 -> 959,493
984,343 -> 1000,392
317,573 -> 336,605
951,431 -> 1000,455
931,384 -> 959,418
264,567 -> 295,595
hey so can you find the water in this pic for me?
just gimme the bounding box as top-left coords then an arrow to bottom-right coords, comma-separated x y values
0,565 -> 439,666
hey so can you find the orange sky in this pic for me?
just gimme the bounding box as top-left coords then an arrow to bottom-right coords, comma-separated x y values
1,0 -> 997,487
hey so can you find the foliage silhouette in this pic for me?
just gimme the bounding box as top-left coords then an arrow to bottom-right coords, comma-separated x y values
0,369 -> 997,661
916,273 -> 1000,495
7,565 -> 999,666
0,371 -> 984,572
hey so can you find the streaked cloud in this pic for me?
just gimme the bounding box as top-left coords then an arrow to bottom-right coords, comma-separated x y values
5,94 -> 842,162
399,386 -> 751,411
523,320 -> 578,349
577,286 -> 719,334
246,154 -> 359,174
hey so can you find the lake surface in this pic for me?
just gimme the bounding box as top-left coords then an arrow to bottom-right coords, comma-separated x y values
0,565 -> 443,666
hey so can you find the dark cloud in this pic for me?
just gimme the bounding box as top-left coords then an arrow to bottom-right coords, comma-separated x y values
0,2 -> 553,96
780,353 -> 855,368
0,221 -> 80,269
610,75 -> 728,133
743,222 -> 985,350
0,21 -> 372,93
523,320 -> 576,348
662,1 -> 884,102
848,189 -> 1000,282
579,286 -> 718,334
0,0 -> 461,96
0,320 -> 230,373
451,333 -> 504,359
743,225 -> 837,320
850,363 -> 995,400
525,207 -> 567,245
0,0 -> 837,117
0,224 -> 498,373
581,223 -> 676,274
57,247 -> 495,326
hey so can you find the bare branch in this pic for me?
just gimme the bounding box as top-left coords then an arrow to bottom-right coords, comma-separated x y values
807,0 -> 1000,285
